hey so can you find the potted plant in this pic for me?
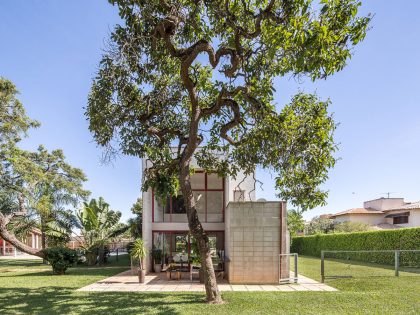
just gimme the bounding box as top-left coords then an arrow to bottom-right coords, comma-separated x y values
152,249 -> 162,273
131,238 -> 147,283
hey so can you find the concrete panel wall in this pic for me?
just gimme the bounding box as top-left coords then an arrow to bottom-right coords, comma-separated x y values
226,201 -> 287,284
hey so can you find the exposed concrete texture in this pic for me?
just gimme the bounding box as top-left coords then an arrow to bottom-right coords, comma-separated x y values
226,201 -> 287,284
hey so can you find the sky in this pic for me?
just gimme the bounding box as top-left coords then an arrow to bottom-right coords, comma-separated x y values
1,1 -> 419,222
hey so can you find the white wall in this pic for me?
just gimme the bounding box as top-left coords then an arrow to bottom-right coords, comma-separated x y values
385,210 -> 420,228
226,171 -> 256,202
333,214 -> 385,225
363,198 -> 405,210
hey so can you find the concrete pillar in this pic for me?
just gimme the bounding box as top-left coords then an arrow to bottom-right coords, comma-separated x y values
14,246 -> 17,257
2,239 -> 5,256
35,235 -> 39,249
31,233 -> 35,248
279,202 -> 290,280
142,188 -> 153,273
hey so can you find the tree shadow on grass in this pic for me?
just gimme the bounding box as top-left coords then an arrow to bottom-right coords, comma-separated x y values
0,259 -> 44,268
0,287 -> 204,315
3,266 -> 128,278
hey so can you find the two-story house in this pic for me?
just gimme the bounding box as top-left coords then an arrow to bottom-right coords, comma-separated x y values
330,197 -> 420,229
141,158 -> 290,284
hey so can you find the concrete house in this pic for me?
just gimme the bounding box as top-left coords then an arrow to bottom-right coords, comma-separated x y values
142,157 -> 290,284
330,197 -> 420,229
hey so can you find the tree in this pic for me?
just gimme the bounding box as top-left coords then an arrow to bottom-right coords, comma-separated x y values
77,197 -> 127,265
305,215 -> 335,235
0,78 -> 88,259
26,146 -> 89,254
127,198 -> 142,239
333,221 -> 372,233
287,209 -> 305,237
86,0 -> 370,303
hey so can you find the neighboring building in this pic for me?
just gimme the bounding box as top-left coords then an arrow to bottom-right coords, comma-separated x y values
0,228 -> 42,257
142,157 -> 289,284
329,197 -> 420,229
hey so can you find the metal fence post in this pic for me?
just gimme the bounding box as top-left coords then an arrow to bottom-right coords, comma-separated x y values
294,253 -> 298,283
321,251 -> 325,283
395,250 -> 400,277
116,248 -> 119,262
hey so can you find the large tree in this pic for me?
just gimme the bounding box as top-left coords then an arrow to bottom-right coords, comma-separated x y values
86,0 -> 370,303
0,78 -> 88,259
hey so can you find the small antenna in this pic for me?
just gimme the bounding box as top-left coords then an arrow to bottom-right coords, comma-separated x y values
382,192 -> 396,198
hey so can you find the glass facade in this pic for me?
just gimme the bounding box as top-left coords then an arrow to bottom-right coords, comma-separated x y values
153,172 -> 224,223
152,231 -> 225,267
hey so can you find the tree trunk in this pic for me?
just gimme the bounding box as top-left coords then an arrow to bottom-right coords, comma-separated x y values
0,220 -> 45,259
41,218 -> 47,264
179,163 -> 223,304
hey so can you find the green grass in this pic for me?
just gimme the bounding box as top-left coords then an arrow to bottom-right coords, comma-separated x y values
0,255 -> 419,314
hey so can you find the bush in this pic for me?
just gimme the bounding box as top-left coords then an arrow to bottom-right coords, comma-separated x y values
43,247 -> 78,275
333,221 -> 372,233
291,227 -> 420,265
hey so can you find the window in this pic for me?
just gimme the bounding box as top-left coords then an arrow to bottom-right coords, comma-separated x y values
153,172 -> 224,223
393,216 -> 408,224
191,172 -> 205,189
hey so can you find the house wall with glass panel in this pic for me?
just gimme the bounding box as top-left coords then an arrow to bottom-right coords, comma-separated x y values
141,158 -> 288,283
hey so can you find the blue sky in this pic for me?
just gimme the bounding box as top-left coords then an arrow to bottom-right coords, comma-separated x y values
1,1 -> 419,221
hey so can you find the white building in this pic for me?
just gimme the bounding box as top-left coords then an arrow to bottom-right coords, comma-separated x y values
330,197 -> 420,229
141,158 -> 290,284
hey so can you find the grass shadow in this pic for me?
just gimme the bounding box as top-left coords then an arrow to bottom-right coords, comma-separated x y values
0,287 -> 204,315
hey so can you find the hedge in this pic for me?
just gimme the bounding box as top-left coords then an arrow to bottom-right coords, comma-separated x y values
291,227 -> 420,266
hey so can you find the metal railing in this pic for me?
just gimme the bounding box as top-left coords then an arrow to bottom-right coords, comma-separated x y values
321,249 -> 420,283
279,253 -> 298,284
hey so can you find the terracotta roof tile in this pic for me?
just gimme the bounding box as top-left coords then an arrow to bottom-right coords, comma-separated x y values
331,208 -> 384,217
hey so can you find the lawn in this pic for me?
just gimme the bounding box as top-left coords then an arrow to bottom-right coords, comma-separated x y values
0,255 -> 419,314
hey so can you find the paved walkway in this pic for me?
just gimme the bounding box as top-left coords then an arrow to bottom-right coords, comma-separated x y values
78,270 -> 337,292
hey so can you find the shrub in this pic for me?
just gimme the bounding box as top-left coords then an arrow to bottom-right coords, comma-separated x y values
333,221 -> 372,233
43,247 -> 78,275
291,227 -> 420,265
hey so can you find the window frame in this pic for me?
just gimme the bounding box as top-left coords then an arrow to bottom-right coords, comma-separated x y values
393,215 -> 409,224
152,171 -> 225,223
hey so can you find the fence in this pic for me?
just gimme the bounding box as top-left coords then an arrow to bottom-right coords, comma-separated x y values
279,253 -> 298,284
321,249 -> 420,283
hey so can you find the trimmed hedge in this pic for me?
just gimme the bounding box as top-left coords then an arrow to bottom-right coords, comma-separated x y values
291,227 -> 420,266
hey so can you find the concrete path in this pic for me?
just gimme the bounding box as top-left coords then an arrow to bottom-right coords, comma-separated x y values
78,270 -> 337,292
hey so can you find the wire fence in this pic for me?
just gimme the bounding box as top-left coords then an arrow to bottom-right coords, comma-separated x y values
321,250 -> 420,283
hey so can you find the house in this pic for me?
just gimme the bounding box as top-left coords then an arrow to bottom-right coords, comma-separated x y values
142,158 -> 290,284
0,228 -> 42,257
330,197 -> 420,229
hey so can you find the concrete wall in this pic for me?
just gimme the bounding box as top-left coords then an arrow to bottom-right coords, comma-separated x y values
333,214 -> 385,225
364,198 -> 405,210
226,201 -> 287,284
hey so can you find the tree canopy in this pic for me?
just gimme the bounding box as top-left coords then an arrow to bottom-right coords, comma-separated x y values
0,77 -> 89,258
87,0 -> 370,210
